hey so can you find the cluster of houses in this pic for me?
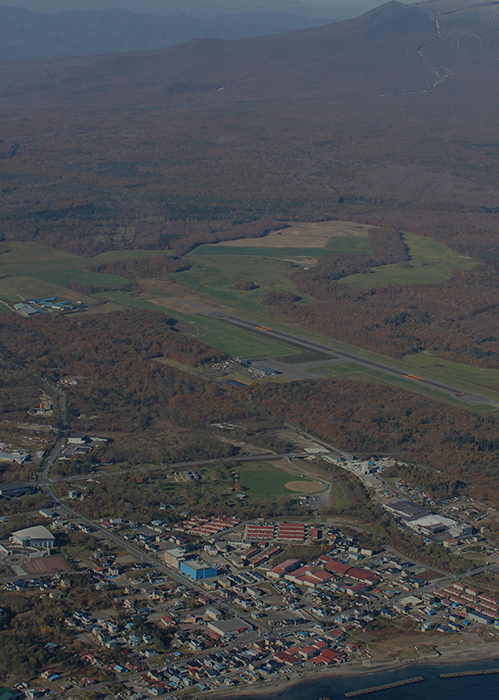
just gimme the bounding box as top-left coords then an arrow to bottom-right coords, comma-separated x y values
174,515 -> 240,539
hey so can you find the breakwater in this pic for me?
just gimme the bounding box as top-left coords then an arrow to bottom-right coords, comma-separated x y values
344,676 -> 425,697
440,669 -> 499,678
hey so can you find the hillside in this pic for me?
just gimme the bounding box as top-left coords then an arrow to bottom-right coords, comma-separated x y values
0,0 -> 498,258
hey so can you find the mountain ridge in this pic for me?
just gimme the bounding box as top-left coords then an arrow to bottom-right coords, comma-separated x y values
0,4 -> 333,58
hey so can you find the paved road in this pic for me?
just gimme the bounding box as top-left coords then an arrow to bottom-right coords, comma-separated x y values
168,298 -> 498,408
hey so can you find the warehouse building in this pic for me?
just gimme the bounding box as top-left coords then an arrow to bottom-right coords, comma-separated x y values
180,559 -> 218,581
11,525 -> 55,549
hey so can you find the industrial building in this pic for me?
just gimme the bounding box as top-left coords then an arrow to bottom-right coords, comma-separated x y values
206,617 -> 249,638
0,483 -> 33,498
11,525 -> 55,549
179,559 -> 218,581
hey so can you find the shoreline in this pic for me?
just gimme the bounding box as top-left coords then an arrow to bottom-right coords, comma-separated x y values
195,642 -> 499,700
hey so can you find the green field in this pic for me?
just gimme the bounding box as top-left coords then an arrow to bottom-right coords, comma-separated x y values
309,362 -> 368,378
402,353 -> 499,387
192,236 -> 371,259
0,241 -> 173,277
174,254 -> 316,315
33,269 -> 128,290
341,232 -> 475,288
153,305 -> 306,360
238,462 -> 294,497
309,360 -> 499,409
94,291 -> 173,314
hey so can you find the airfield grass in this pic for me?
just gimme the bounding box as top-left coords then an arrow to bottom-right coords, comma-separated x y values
176,254 -> 316,315
116,300 -> 305,360
238,462 -> 295,498
94,290 -> 173,314
33,269 -> 128,290
402,352 -> 499,387
341,232 -> 475,288
309,361 -> 499,409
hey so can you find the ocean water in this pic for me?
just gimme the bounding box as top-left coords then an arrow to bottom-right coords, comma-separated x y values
230,657 -> 499,700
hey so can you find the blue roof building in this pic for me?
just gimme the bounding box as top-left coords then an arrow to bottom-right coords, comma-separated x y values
180,559 -> 218,581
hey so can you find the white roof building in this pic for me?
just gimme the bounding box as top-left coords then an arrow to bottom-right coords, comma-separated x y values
11,525 -> 55,549
406,514 -> 457,536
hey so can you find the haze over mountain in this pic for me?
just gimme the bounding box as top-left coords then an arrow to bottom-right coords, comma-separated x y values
0,0 -> 498,255
0,5 -> 333,58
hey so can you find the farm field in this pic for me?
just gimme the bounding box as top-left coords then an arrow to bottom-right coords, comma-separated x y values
0,241 -> 173,277
208,220 -> 374,249
341,232 -> 475,288
193,237 -> 371,258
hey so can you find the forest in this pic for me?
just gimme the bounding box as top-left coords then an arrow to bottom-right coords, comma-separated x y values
263,261 -> 499,367
1,309 -> 498,507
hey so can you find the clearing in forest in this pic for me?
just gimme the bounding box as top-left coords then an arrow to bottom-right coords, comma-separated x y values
211,220 -> 376,249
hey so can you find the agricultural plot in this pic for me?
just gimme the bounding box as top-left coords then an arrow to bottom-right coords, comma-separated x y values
0,241 -> 173,298
209,220 -> 374,248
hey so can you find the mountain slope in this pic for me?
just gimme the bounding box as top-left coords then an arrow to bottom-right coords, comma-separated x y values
0,0 -> 498,256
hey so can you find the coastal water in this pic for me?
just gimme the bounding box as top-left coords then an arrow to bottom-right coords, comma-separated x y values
230,657 -> 499,700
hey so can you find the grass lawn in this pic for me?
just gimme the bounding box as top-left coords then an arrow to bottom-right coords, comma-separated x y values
176,254 -> 315,315
183,312 -> 305,360
238,462 -> 294,498
328,479 -> 353,511
310,361 -> 499,409
341,232 -> 475,288
192,245 -> 330,259
309,362 -> 367,378
402,352 -> 499,387
33,269 -> 128,290
94,290 -> 173,313
325,237 -> 372,254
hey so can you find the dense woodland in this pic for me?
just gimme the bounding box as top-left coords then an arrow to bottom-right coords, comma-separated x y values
1,309 -> 498,507
251,381 -> 499,506
264,262 -> 499,366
